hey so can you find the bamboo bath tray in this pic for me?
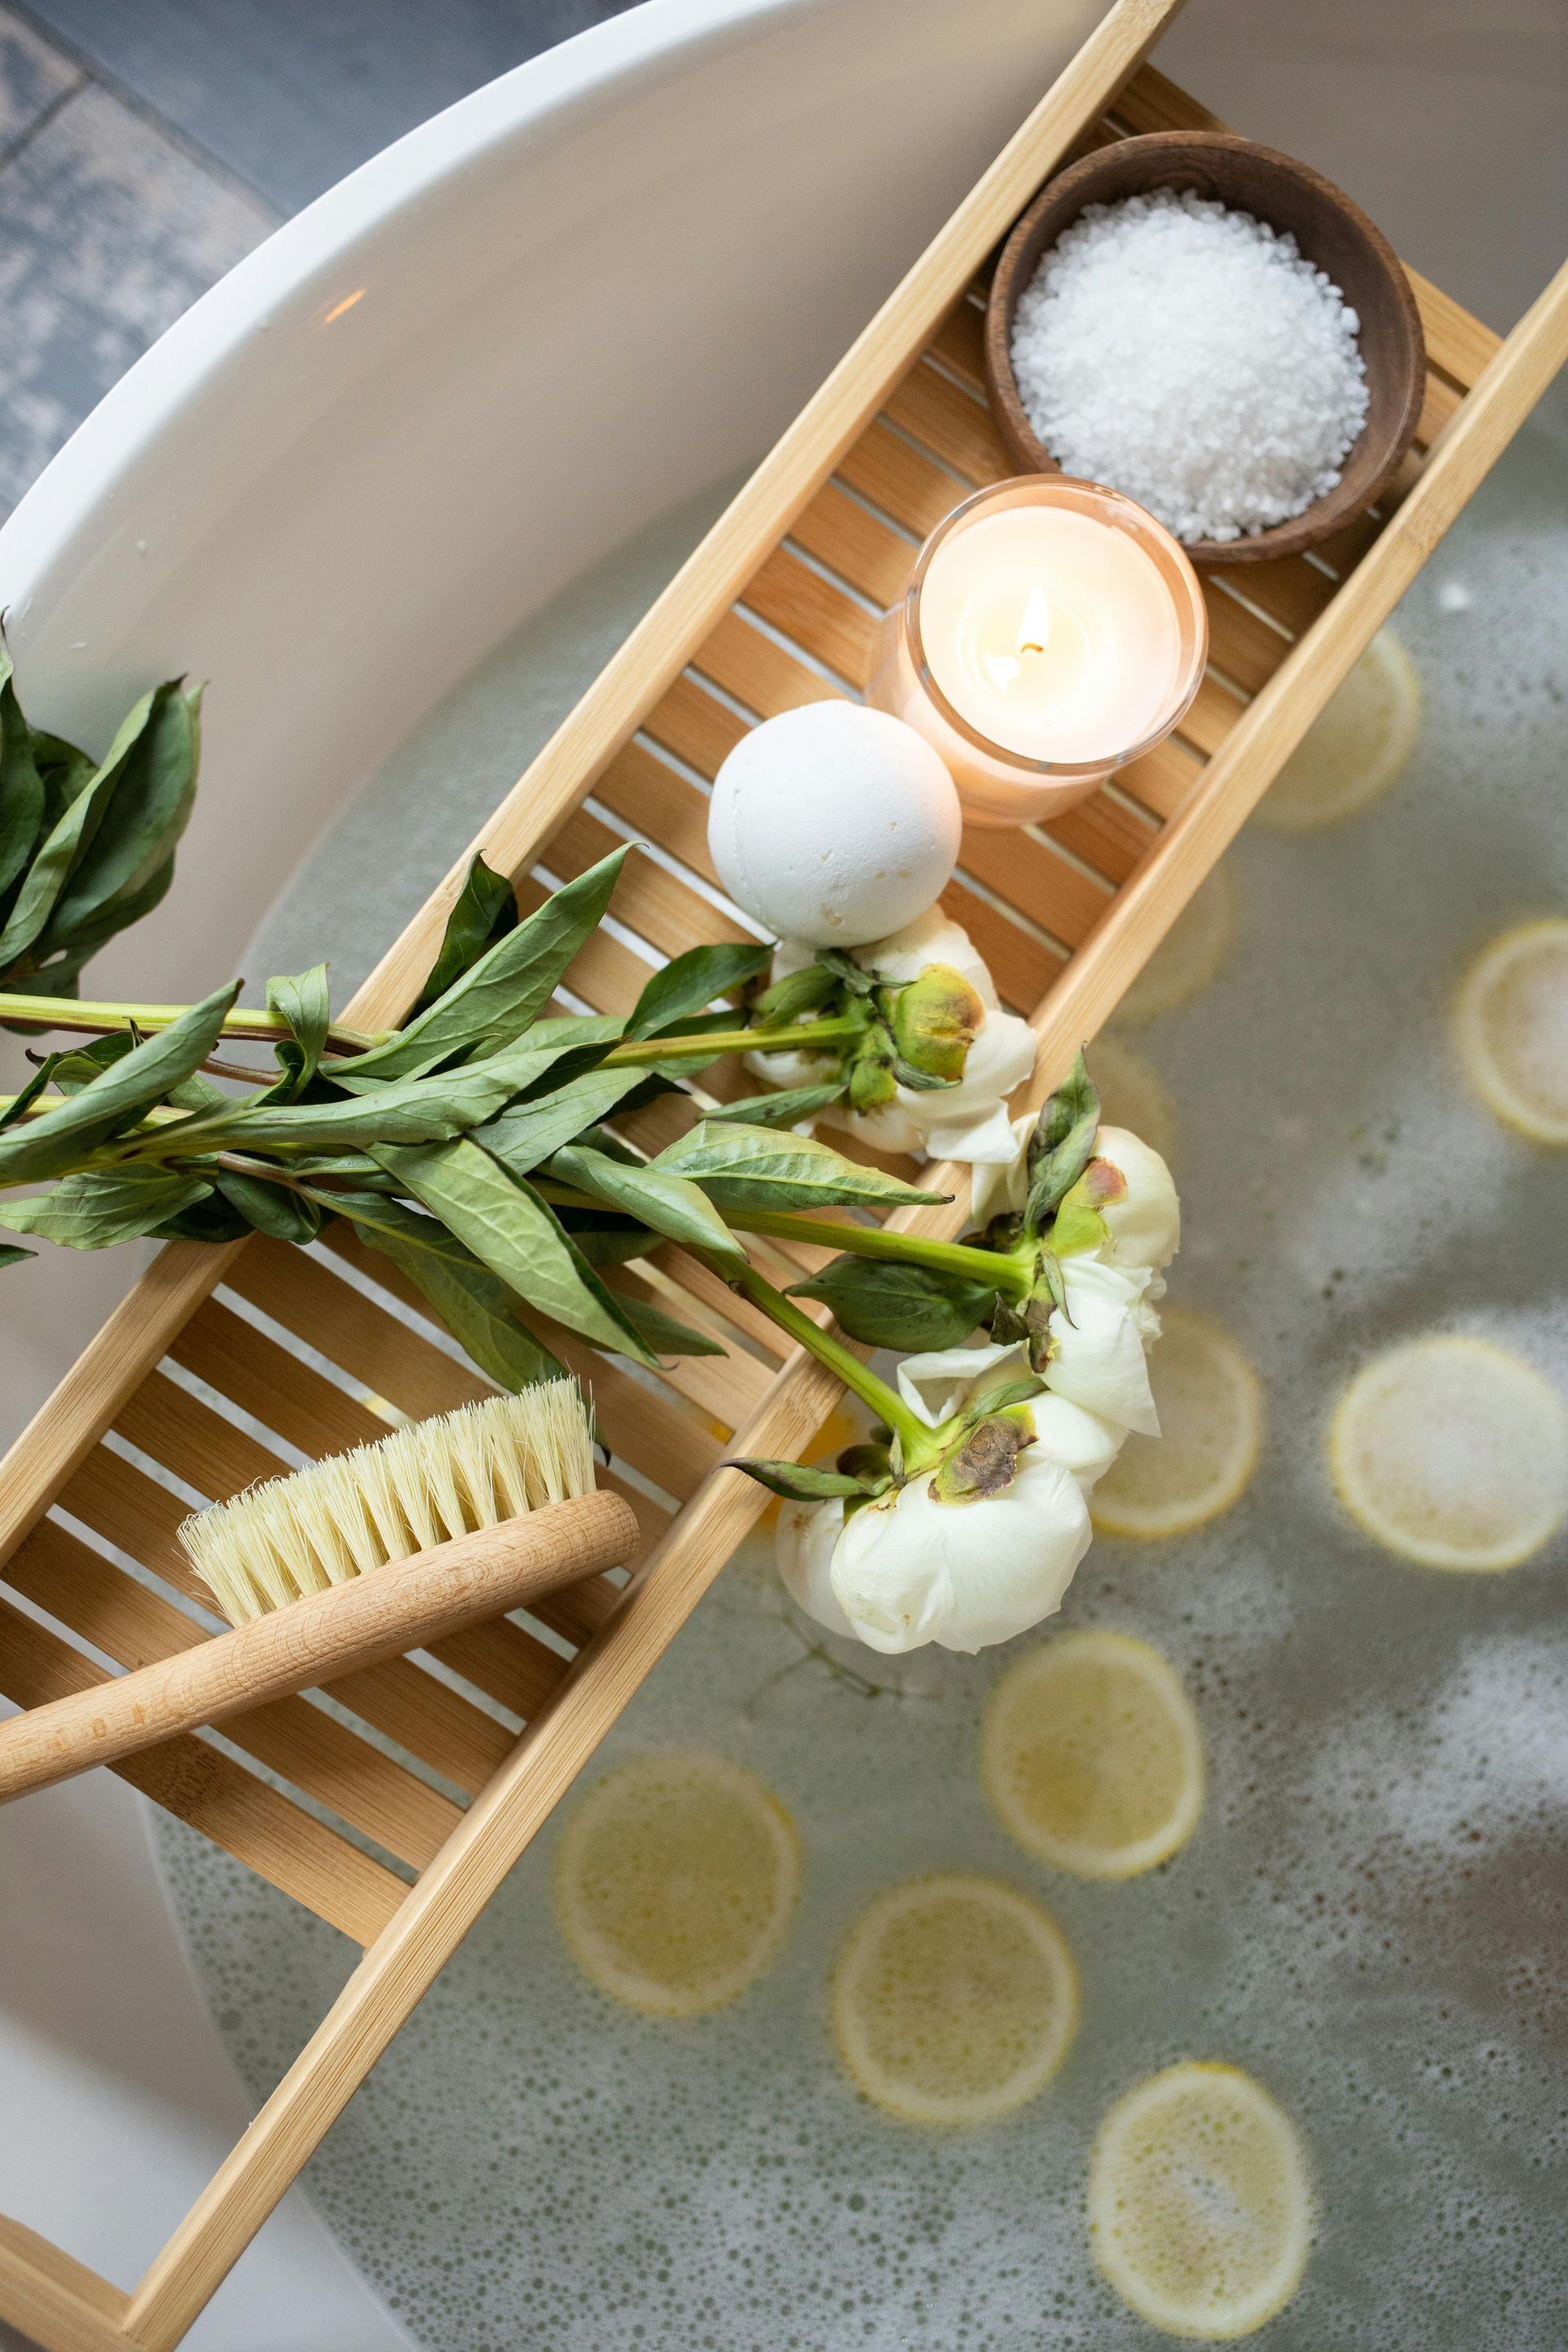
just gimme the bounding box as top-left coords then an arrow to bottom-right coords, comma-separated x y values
4,2 -> 1568,2342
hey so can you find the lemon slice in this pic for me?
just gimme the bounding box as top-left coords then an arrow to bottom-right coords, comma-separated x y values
1330,1334 -> 1567,1572
1115,864 -> 1237,1024
1254,630 -> 1420,832
1454,917 -> 1568,1144
1091,1308 -> 1262,1539
1089,2061 -> 1313,2337
981,1630 -> 1204,1880
1090,1034 -> 1178,1165
831,1874 -> 1077,2125
553,1750 -> 800,2016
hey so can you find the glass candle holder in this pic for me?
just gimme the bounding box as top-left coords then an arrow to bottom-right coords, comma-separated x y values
867,476 -> 1209,828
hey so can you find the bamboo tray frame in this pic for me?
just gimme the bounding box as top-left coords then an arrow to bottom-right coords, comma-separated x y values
3,2 -> 1567,2342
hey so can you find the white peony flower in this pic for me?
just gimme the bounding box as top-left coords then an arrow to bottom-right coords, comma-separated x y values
893,1338 -> 1120,1487
970,1117 -> 1179,1272
1044,1256 -> 1163,1436
746,908 -> 1036,1165
776,1495 -> 856,1638
830,1454 -> 1092,1655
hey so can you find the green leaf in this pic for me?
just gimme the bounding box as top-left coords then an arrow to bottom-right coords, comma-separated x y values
476,1064 -> 648,1178
817,948 -> 876,998
152,1192 -> 254,1244
266,964 -> 332,1091
653,1120 -> 949,1214
0,1241 -> 34,1269
0,656 -> 47,910
787,1256 -> 996,1351
18,856 -> 177,998
548,1141 -> 746,1270
0,1055 -> 65,1131
625,939 -> 771,1040
0,680 -> 201,979
335,845 -> 630,1085
612,1290 -> 726,1357
213,1169 -> 323,1243
314,1190 -> 564,1394
414,853 -> 518,1015
724,1458 -> 870,1501
188,1027 -> 579,1154
372,1138 -> 658,1365
707,1080 -> 846,1129
553,1206 -> 657,1266
751,960 -> 840,1025
51,1031 -> 136,1094
1024,1049 -> 1100,1232
31,729 -> 96,831
0,1163 -> 212,1248
0,982 -> 240,1184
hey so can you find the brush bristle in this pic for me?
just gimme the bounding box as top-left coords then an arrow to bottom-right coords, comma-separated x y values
180,1380 -> 596,1624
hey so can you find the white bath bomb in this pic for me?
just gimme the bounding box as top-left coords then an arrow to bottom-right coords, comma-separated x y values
708,703 -> 961,947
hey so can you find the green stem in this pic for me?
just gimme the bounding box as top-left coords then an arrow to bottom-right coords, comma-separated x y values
0,991 -> 383,1052
702,1250 -> 937,1464
731,1208 -> 1029,1298
600,1016 -> 859,1069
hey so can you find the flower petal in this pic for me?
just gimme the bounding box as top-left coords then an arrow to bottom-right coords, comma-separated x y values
1045,1257 -> 1162,1437
776,1495 -> 855,1637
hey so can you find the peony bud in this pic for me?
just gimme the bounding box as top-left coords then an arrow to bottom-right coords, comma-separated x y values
1055,1125 -> 1180,1271
891,962 -> 984,1081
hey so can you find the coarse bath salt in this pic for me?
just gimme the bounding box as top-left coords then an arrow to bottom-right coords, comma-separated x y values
1009,187 -> 1370,543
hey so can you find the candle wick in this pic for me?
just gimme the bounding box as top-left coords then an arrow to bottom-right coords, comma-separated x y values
1017,586 -> 1053,660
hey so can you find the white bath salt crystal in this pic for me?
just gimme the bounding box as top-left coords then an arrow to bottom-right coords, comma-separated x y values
1009,187 -> 1371,543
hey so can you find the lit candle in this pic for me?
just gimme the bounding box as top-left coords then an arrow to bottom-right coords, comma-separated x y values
868,477 -> 1208,827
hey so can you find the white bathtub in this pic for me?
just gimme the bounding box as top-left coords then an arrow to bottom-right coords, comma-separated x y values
2,0 -> 1564,2343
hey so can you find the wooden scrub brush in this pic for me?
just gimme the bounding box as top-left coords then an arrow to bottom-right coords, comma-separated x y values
0,1379 -> 637,1802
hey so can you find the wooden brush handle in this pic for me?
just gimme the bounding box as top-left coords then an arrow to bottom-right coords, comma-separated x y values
0,1490 -> 638,1805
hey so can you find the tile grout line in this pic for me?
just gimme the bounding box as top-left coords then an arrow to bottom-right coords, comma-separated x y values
2,0 -> 287,220
0,65 -> 82,176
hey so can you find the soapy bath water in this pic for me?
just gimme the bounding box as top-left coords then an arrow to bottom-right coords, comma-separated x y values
158,423 -> 1568,2350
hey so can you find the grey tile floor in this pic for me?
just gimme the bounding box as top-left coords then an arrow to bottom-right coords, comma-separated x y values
0,0 -> 636,523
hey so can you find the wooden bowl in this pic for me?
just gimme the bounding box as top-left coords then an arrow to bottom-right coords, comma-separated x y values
983,131 -> 1426,566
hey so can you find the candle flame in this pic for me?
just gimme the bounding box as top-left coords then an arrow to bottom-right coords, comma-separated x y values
1017,586 -> 1053,657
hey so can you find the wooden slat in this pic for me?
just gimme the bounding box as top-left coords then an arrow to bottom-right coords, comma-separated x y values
836,416 -> 966,538
1414,367 -> 1463,450
790,479 -> 913,608
116,1369 -> 278,1500
1405,266 -> 1500,390
690,607 -> 839,720
5,1517 -> 462,1868
928,295 -> 987,392
939,877 -> 1063,1009
642,670 -> 748,777
228,1242 -> 492,1420
546,803 -> 749,958
594,739 -> 721,885
318,1223 -> 721,1503
0,2212 -> 128,2352
742,544 -> 879,688
0,1594 -> 403,1944
958,824 -> 1112,948
883,355 -> 1013,483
